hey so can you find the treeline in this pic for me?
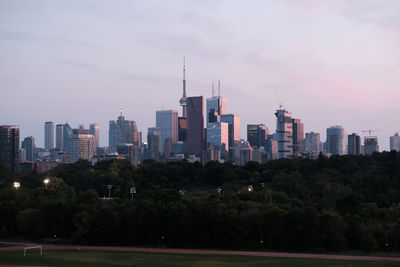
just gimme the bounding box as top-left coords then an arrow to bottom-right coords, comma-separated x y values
1,151 -> 400,252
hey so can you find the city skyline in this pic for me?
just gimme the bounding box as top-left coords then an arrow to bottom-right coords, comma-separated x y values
1,1 -> 400,150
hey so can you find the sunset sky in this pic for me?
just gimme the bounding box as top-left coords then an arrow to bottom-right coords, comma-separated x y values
1,0 -> 400,150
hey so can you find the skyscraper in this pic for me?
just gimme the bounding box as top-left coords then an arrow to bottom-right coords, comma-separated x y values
275,109 -> 293,159
56,124 -> 64,150
184,96 -> 204,158
44,121 -> 54,150
147,127 -> 160,161
0,125 -> 19,173
21,136 -> 35,162
364,136 -> 379,155
247,124 -> 269,149
220,114 -> 240,160
109,109 -> 140,153
348,133 -> 361,155
156,110 -> 178,155
292,118 -> 304,155
69,128 -> 96,163
63,123 -> 72,152
90,123 -> 100,148
304,132 -> 322,159
206,81 -> 227,124
390,133 -> 400,152
206,121 -> 229,160
325,126 -> 347,155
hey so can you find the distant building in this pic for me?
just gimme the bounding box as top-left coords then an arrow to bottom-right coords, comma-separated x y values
0,125 -> 20,173
44,121 -> 54,150
266,135 -> 278,160
206,121 -> 229,161
348,133 -> 361,155
325,126 -> 347,155
247,124 -> 269,149
304,132 -> 322,159
109,110 -> 140,153
56,124 -> 64,150
117,143 -> 139,166
390,133 -> 400,152
156,110 -> 178,156
275,109 -> 293,159
147,127 -> 160,161
69,128 -> 96,163
220,114 -> 240,161
63,123 -> 73,153
232,140 -> 253,165
206,83 -> 227,124
90,123 -> 100,149
364,136 -> 379,155
184,96 -> 204,158
292,118 -> 304,156
178,117 -> 187,142
19,148 -> 26,161
21,136 -> 35,162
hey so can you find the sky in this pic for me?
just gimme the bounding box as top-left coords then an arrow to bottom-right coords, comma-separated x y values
1,0 -> 400,150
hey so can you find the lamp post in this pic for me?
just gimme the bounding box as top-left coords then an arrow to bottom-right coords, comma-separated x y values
248,185 -> 253,192
13,181 -> 20,190
107,185 -> 113,199
44,178 -> 50,189
130,186 -> 136,200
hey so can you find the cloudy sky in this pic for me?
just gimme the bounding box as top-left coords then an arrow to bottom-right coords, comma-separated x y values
1,0 -> 400,150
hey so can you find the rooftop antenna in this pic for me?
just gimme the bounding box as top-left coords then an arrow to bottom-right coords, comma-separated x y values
212,82 -> 215,97
218,80 -> 221,97
120,108 -> 123,117
273,91 -> 284,110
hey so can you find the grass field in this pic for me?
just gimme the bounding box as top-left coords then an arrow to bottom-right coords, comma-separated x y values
0,250 -> 399,267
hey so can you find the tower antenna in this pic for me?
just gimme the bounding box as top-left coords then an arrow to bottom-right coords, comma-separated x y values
212,82 -> 215,97
182,56 -> 186,97
218,80 -> 221,97
120,108 -> 123,117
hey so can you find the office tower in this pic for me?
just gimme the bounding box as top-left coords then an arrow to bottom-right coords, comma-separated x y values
109,109 -> 140,153
156,110 -> 178,155
390,133 -> 400,151
21,136 -> 35,162
266,135 -> 278,160
304,132 -> 322,159
206,81 -> 227,123
184,96 -> 204,157
292,118 -> 304,155
275,109 -> 293,159
63,123 -> 72,152
69,128 -> 96,163
19,148 -> 26,161
44,121 -> 54,150
178,117 -> 187,142
90,123 -> 100,148
206,122 -> 229,160
56,124 -> 64,150
232,140 -> 253,165
348,133 -> 361,155
247,124 -> 269,149
147,127 -> 160,161
364,136 -> 379,155
179,57 -> 188,118
220,114 -> 240,160
325,126 -> 347,155
0,125 -> 19,173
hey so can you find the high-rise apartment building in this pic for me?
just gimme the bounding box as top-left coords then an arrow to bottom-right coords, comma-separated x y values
247,124 -> 269,149
304,132 -> 322,159
364,136 -> 379,155
21,136 -> 35,162
325,126 -> 347,155
69,128 -> 96,163
275,109 -> 293,159
348,133 -> 361,155
390,133 -> 400,152
184,96 -> 204,158
292,118 -> 304,155
44,121 -> 54,150
90,123 -> 100,148
56,124 -> 64,150
156,110 -> 178,155
0,125 -> 19,173
109,110 -> 140,153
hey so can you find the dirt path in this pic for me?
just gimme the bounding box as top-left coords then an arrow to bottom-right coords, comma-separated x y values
1,245 -> 400,262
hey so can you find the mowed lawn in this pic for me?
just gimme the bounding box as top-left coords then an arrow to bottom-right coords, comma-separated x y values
1,250 -> 400,267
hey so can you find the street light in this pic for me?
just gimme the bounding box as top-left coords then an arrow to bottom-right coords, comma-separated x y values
13,181 -> 20,190
107,185 -> 113,199
44,178 -> 50,189
248,185 -> 253,192
130,186 -> 136,200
